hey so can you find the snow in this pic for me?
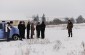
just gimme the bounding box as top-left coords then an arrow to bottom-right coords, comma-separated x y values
0,23 -> 85,55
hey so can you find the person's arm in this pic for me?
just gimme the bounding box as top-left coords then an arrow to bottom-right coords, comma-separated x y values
18,25 -> 19,29
72,23 -> 73,28
45,24 -> 46,28
24,25 -> 26,29
8,26 -> 11,30
5,25 -> 7,32
29,25 -> 30,30
67,24 -> 68,29
36,25 -> 37,30
33,25 -> 35,30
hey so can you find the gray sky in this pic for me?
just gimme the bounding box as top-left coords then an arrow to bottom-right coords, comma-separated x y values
0,0 -> 85,20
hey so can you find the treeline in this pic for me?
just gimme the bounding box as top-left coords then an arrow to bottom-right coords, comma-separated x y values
46,15 -> 85,25
31,14 -> 85,25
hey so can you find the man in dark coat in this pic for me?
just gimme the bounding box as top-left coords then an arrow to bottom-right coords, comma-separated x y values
18,21 -> 26,39
31,23 -> 35,39
67,20 -> 73,37
22,21 -> 26,39
27,22 -> 30,39
36,22 -> 41,38
18,21 -> 22,40
41,21 -> 46,39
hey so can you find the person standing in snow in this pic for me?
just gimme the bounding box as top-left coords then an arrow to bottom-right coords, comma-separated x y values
18,21 -> 26,40
31,22 -> 35,39
5,22 -> 11,41
27,21 -> 30,39
67,20 -> 73,37
36,22 -> 41,38
18,21 -> 22,40
22,21 -> 26,39
41,21 -> 46,39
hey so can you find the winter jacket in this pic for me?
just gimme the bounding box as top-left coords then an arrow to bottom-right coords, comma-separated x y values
31,24 -> 35,35
27,24 -> 30,30
41,23 -> 46,31
36,24 -> 41,31
18,24 -> 25,31
67,22 -> 73,30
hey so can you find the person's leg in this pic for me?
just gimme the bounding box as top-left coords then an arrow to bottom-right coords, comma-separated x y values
7,31 -> 10,41
68,30 -> 70,37
41,30 -> 43,39
37,30 -> 40,38
23,30 -> 25,39
31,34 -> 33,39
38,30 -> 40,38
6,32 -> 8,41
43,30 -> 45,39
27,30 -> 30,39
36,31 -> 38,38
71,30 -> 72,37
19,31 -> 22,40
20,31 -> 22,37
22,30 -> 25,39
31,31 -> 33,39
41,30 -> 45,39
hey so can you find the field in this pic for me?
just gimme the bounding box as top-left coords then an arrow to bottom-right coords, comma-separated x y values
0,23 -> 85,55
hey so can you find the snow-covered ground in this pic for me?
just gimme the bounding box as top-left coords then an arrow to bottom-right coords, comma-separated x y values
0,23 -> 85,55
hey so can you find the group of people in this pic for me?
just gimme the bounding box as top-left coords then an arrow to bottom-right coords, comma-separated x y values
18,21 -> 46,40
18,20 -> 73,40
5,20 -> 73,41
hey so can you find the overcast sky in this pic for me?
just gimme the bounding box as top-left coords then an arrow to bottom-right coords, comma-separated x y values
0,0 -> 85,20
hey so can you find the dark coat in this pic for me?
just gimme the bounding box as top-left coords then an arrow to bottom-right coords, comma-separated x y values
41,23 -> 46,31
36,24 -> 41,31
18,23 -> 25,38
31,24 -> 35,35
27,23 -> 30,30
40,22 -> 46,39
18,24 -> 25,31
67,22 -> 73,30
